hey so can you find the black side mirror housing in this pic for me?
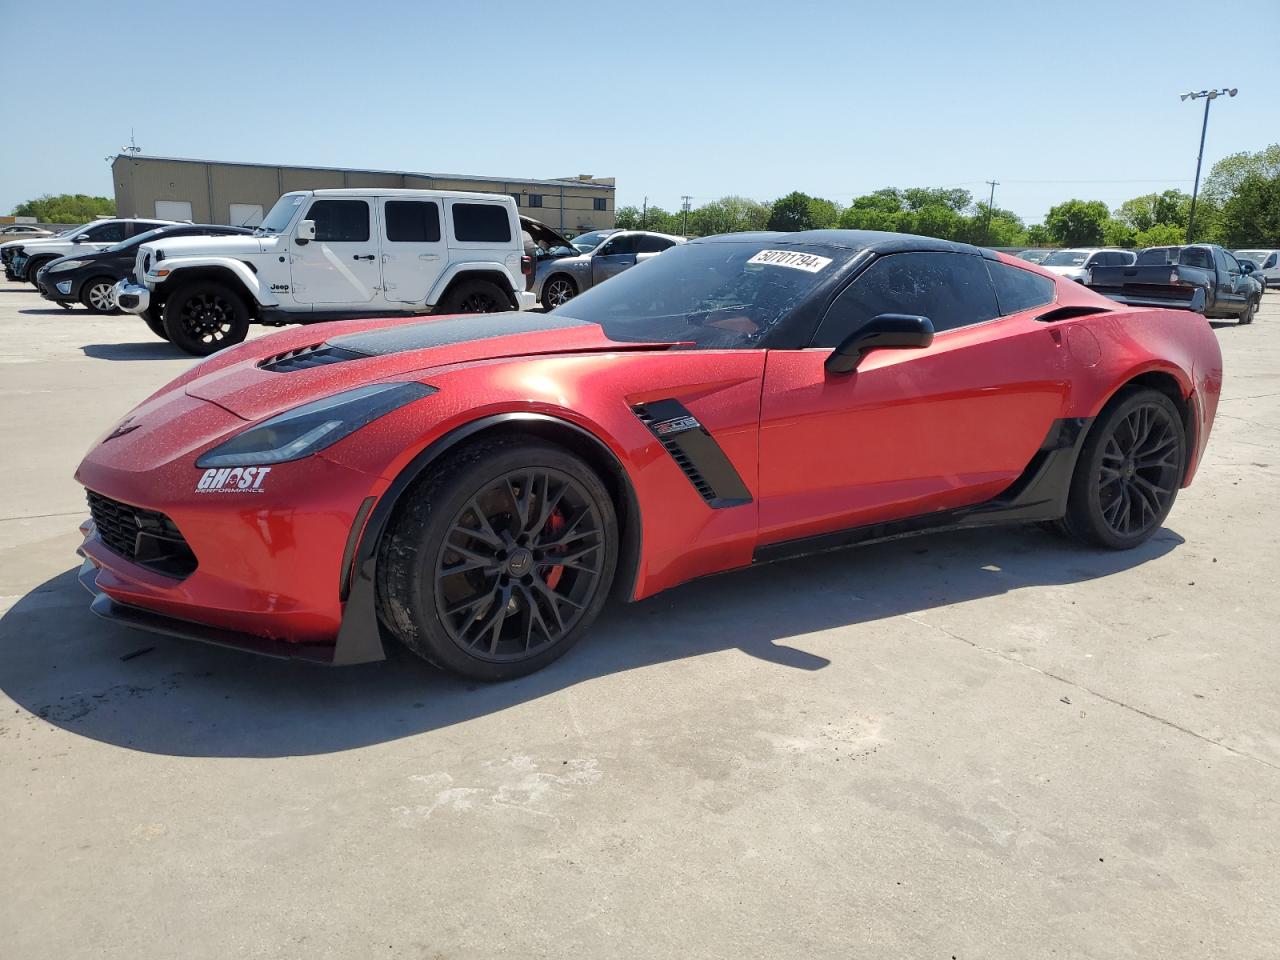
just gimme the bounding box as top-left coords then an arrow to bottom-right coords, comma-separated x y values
825,313 -> 935,374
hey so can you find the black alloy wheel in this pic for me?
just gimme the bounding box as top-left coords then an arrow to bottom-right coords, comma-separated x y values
161,282 -> 250,356
459,290 -> 502,313
542,276 -> 577,309
434,468 -> 606,662
1059,387 -> 1186,549
376,438 -> 618,680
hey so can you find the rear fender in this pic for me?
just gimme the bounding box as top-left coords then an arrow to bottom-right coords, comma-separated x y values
426,262 -> 518,307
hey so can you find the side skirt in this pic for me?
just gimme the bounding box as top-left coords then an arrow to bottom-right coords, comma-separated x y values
752,417 -> 1091,566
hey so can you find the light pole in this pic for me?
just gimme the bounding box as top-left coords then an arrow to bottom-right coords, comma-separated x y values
1181,87 -> 1237,243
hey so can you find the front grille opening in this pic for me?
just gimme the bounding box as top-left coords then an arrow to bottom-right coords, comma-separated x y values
86,491 -> 197,579
258,343 -> 368,372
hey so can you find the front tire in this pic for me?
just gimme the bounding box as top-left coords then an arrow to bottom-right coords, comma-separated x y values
1239,297 -> 1257,325
161,282 -> 250,356
141,306 -> 169,340
80,277 -> 119,314
437,279 -> 510,315
541,274 -> 577,309
1060,388 -> 1186,549
376,437 -> 618,681
24,257 -> 54,285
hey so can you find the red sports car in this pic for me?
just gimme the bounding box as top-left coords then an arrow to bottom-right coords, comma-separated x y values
75,231 -> 1223,680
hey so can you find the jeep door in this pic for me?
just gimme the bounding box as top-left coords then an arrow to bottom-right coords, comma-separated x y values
378,197 -> 447,304
290,198 -> 380,305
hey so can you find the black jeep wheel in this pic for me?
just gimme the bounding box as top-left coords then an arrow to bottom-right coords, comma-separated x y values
80,277 -> 119,314
1060,388 -> 1186,550
141,306 -> 169,340
438,279 -> 510,315
376,437 -> 618,681
162,282 -> 250,356
541,274 -> 578,309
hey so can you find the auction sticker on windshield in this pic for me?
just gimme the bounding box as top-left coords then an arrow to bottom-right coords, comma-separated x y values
747,250 -> 833,273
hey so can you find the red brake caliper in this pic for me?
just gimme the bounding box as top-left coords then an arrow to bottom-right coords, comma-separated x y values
543,509 -> 566,589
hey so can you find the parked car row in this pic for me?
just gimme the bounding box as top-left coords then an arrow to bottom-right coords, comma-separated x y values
1018,244 -> 1275,295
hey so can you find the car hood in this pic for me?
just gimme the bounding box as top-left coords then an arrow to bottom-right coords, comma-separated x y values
148,234 -> 269,257
1,235 -> 67,252
180,312 -> 679,421
521,216 -> 575,251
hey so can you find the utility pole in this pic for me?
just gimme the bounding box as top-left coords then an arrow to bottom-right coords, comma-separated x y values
641,196 -> 648,230
681,195 -> 692,237
1181,87 -> 1237,242
983,180 -> 999,245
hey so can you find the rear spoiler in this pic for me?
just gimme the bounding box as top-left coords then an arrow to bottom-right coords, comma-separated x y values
1086,286 -> 1206,313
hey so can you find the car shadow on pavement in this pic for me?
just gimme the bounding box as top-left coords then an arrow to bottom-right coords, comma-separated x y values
81,342 -> 189,361
0,524 -> 1182,758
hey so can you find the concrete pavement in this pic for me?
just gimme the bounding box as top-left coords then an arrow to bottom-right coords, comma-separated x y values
1,284 -> 1277,959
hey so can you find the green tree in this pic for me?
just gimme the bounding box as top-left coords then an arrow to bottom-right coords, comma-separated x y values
767,191 -> 819,231
688,196 -> 771,236
1024,224 -> 1053,246
1117,190 -> 1191,234
614,205 -> 642,229
807,196 -> 841,229
1214,172 -> 1280,246
1102,218 -> 1136,248
1133,223 -> 1186,247
1044,199 -> 1110,246
1202,144 -> 1280,204
902,187 -> 972,212
12,193 -> 115,223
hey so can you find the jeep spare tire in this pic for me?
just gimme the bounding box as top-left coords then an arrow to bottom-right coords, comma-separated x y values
162,282 -> 250,356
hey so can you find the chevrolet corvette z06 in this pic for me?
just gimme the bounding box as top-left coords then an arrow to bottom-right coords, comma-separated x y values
75,231 -> 1223,680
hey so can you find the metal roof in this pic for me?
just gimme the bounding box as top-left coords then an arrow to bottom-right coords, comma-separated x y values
112,154 -> 615,191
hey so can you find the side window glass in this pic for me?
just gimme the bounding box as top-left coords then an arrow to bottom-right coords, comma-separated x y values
1266,253 -> 1277,269
1180,247 -> 1212,270
308,200 -> 370,242
452,203 -> 512,243
813,252 -> 1000,347
87,222 -> 126,243
600,235 -> 638,256
1223,251 -> 1241,274
637,235 -> 674,253
986,260 -> 1056,315
385,201 -> 441,242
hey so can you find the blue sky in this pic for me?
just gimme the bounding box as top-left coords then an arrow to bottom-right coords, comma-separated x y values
1,0 -> 1275,223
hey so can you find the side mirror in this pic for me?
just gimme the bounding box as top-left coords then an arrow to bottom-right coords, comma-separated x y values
825,313 -> 935,375
74,234 -> 91,243
1240,261 -> 1254,274
296,219 -> 316,245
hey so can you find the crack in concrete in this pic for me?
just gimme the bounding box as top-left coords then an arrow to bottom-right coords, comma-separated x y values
0,510 -> 85,523
902,613 -> 1280,774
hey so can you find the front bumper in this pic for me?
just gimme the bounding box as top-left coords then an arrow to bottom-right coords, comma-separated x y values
37,271 -> 77,302
112,279 -> 150,314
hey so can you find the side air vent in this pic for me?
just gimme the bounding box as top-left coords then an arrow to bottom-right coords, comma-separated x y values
632,400 -> 751,509
258,343 -> 369,372
1035,305 -> 1113,323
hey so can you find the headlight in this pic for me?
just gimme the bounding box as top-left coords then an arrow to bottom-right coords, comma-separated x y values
195,383 -> 435,467
49,259 -> 90,272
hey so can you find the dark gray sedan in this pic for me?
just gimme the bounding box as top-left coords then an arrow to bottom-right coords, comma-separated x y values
533,230 -> 685,308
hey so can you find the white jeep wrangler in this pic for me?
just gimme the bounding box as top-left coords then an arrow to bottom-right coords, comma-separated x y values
114,189 -> 536,355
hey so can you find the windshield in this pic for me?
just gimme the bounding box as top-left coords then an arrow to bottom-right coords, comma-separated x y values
557,241 -> 839,348
1042,250 -> 1089,266
257,194 -> 306,235
571,230 -> 612,252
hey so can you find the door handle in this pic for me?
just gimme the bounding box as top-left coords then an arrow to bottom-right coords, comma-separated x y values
419,254 -> 441,262
353,254 -> 375,261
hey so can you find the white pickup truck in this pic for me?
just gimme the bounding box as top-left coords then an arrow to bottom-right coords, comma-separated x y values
114,188 -> 536,355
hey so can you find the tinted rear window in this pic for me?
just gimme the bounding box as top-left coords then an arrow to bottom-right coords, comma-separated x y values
986,260 -> 1056,314
452,204 -> 512,243
385,201 -> 441,242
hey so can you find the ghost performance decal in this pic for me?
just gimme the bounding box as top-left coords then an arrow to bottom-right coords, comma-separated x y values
196,466 -> 271,493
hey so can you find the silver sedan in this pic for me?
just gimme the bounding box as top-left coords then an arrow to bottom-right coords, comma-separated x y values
533,230 -> 685,309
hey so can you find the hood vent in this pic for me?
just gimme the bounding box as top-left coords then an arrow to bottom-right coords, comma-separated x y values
258,343 -> 370,373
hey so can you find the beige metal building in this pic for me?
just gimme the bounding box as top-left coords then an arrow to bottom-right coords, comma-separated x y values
111,155 -> 616,236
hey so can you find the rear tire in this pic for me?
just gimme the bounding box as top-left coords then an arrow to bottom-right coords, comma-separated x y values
80,277 -> 119,314
376,437 -> 618,681
437,279 -> 511,315
1059,388 -> 1186,550
161,282 -> 250,356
